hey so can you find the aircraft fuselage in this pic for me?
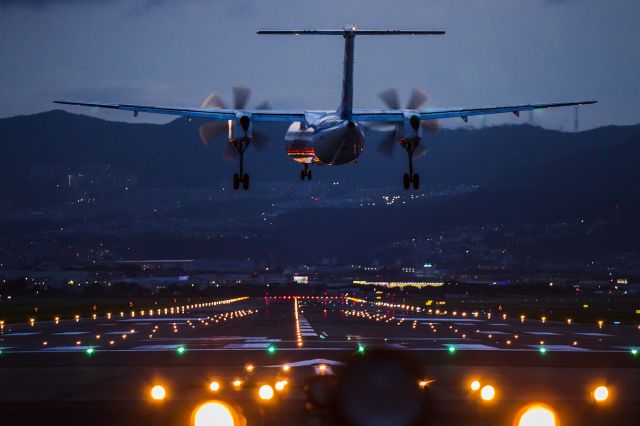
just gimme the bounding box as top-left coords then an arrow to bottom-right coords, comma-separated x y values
285,115 -> 365,165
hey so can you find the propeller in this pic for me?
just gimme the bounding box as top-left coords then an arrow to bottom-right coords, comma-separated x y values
198,86 -> 272,155
375,88 -> 440,158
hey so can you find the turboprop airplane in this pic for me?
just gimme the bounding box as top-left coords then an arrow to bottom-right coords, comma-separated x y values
55,24 -> 596,190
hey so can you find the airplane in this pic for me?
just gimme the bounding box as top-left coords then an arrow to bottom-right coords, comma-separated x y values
55,24 -> 596,191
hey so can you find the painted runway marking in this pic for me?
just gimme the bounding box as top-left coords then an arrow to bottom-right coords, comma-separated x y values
223,343 -> 271,349
2,332 -> 40,336
119,318 -> 206,322
444,344 -> 501,350
575,333 -> 613,337
42,345 -> 96,351
477,331 -> 509,335
51,332 -> 89,336
530,345 -> 591,352
525,332 -> 563,336
131,344 -> 181,350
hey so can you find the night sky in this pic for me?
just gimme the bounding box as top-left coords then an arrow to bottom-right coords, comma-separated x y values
1,0 -> 638,130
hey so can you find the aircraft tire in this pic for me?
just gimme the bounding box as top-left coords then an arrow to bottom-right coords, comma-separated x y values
403,173 -> 411,190
242,173 -> 250,190
307,170 -> 312,180
233,173 -> 240,190
412,173 -> 420,190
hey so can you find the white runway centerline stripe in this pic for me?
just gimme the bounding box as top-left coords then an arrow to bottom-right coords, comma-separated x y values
51,332 -> 89,336
529,345 -> 591,352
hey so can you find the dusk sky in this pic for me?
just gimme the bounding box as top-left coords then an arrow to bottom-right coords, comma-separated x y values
1,0 -> 638,130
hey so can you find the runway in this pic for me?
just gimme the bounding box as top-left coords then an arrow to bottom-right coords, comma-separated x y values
1,296 -> 639,424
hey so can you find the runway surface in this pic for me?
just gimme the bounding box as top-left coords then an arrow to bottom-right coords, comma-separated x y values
1,296 -> 639,424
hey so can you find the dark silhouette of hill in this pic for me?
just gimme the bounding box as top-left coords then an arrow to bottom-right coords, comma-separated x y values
2,110 -> 640,202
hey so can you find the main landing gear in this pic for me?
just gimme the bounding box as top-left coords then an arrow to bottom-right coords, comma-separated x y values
232,138 -> 250,191
401,137 -> 420,190
300,164 -> 312,181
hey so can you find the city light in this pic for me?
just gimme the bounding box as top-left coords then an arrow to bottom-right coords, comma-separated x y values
192,401 -> 236,426
150,385 -> 166,401
593,386 -> 609,402
516,404 -> 557,426
480,385 -> 495,401
258,384 -> 274,401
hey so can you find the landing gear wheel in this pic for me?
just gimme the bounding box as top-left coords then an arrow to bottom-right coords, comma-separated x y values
242,173 -> 250,190
412,173 -> 420,190
233,173 -> 240,190
300,170 -> 306,181
307,170 -> 312,181
403,173 -> 411,190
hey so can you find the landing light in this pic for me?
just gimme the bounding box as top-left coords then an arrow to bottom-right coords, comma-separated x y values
258,384 -> 274,400
192,401 -> 236,426
480,385 -> 495,401
516,404 -> 557,426
593,386 -> 609,402
150,385 -> 166,401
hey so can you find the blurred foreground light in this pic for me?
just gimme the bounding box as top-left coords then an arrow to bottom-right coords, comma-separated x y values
480,385 -> 495,401
593,386 -> 609,402
470,380 -> 481,391
209,381 -> 220,392
516,404 -> 557,426
192,401 -> 236,426
258,384 -> 274,400
150,385 -> 166,401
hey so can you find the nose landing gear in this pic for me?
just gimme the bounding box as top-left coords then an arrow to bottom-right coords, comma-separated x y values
300,164 -> 312,181
401,137 -> 420,190
232,138 -> 250,190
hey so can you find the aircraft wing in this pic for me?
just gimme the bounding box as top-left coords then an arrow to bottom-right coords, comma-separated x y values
352,100 -> 597,122
53,100 -> 307,122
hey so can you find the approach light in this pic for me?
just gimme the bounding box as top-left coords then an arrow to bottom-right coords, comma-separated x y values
593,386 -> 609,402
516,404 -> 557,426
470,380 -> 481,391
480,385 -> 495,401
258,384 -> 274,400
150,385 -> 166,401
192,401 -> 237,426
209,381 -> 220,392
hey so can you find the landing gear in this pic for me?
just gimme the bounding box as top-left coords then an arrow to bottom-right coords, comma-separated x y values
231,138 -> 251,191
300,164 -> 312,181
401,138 -> 421,190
